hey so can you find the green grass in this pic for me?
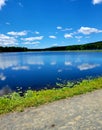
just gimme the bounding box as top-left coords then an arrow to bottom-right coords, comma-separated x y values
0,77 -> 102,115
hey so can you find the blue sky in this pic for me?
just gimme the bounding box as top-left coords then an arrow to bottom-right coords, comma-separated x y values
0,0 -> 102,48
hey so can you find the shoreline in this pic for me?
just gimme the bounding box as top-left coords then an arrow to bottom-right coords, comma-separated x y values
0,50 -> 102,53
0,77 -> 102,115
0,89 -> 102,129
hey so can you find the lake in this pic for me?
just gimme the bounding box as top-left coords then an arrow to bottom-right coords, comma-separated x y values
0,52 -> 102,95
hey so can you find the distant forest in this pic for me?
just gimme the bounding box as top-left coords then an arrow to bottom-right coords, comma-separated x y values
0,41 -> 102,52
43,41 -> 102,51
0,46 -> 28,52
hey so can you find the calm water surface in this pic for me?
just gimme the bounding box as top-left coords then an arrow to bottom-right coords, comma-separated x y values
0,52 -> 102,95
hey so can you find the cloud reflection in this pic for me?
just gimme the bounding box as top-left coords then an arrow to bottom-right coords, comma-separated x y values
65,61 -> 72,66
50,61 -> 56,65
58,69 -> 63,73
0,55 -> 18,70
12,66 -> 29,70
78,63 -> 100,71
0,54 -> 44,70
0,73 -> 6,81
24,56 -> 44,65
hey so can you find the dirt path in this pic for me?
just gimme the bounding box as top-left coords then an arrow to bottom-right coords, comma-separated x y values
0,89 -> 102,130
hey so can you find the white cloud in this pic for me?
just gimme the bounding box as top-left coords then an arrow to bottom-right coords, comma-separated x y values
23,41 -> 40,45
22,36 -> 44,41
22,37 -> 36,42
0,73 -> 6,81
35,31 -> 40,35
0,0 -> 6,10
49,35 -> 56,39
78,63 -> 100,71
75,36 -> 83,42
78,27 -> 102,35
62,28 -> 72,31
92,0 -> 102,5
64,33 -> 73,38
0,34 -> 17,46
12,66 -> 29,70
57,26 -> 72,31
7,31 -> 27,37
57,26 -> 62,30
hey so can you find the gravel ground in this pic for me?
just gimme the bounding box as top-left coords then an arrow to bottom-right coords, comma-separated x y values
0,89 -> 102,130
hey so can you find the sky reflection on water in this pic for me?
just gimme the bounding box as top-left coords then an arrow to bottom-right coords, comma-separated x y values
0,52 -> 102,95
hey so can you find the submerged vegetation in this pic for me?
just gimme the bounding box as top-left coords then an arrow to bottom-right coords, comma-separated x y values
0,77 -> 102,115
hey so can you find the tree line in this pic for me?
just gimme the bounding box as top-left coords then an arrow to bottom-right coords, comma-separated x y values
0,41 -> 102,52
44,41 -> 102,51
0,46 -> 28,52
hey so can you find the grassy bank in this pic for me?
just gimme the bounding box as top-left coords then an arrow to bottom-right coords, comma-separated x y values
0,77 -> 102,115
